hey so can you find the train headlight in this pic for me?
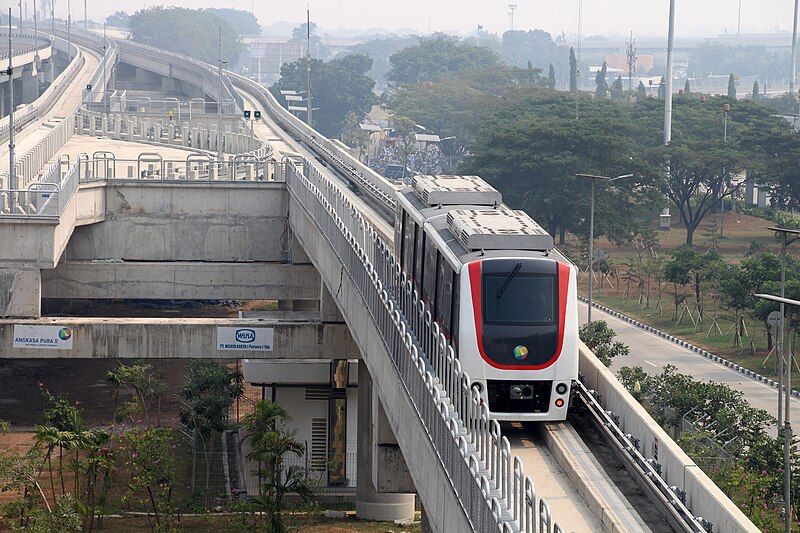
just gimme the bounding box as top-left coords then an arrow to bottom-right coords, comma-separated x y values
555,383 -> 568,395
555,398 -> 565,408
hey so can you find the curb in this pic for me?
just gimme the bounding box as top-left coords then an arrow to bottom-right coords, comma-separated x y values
579,296 -> 800,399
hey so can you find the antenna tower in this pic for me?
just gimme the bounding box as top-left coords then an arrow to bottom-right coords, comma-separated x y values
626,32 -> 637,92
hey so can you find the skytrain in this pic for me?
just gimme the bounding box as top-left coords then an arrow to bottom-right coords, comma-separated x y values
393,175 -> 578,421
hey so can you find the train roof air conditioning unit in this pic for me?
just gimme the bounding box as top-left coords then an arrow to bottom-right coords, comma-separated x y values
412,174 -> 502,207
447,208 -> 554,252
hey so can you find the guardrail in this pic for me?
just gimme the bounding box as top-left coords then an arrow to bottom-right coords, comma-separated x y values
229,73 -> 397,216
0,38 -> 82,145
0,157 -> 79,218
0,31 -> 52,60
78,153 -> 276,183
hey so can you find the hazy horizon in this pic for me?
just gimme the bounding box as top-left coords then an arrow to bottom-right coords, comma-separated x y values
26,0 -> 800,40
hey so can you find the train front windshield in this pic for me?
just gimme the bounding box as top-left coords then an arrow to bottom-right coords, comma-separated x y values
479,259 -> 561,367
483,274 -> 555,325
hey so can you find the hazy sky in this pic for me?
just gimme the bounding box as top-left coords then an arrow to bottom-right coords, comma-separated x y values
29,0 -> 800,39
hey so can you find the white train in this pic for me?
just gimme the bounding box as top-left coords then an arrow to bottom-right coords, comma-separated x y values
394,175 -> 579,422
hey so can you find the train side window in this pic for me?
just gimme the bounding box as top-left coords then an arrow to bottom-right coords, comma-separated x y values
436,258 -> 452,336
423,238 -> 438,308
402,216 -> 414,275
395,209 -> 404,261
414,226 -> 425,288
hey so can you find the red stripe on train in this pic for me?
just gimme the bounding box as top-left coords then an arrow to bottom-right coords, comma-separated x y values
468,260 -> 568,371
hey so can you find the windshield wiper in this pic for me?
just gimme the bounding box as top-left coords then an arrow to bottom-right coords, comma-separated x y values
496,262 -> 523,300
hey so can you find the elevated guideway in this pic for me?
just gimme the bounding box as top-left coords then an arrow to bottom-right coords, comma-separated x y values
0,27 -> 762,532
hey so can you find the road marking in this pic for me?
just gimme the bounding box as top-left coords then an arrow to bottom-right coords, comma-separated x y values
643,360 -> 657,368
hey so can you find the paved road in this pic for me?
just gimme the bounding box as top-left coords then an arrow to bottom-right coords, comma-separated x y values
578,301 -> 800,431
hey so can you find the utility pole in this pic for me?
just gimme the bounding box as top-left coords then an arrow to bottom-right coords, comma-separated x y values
33,0 -> 38,70
83,0 -> 86,31
737,0 -> 742,35
51,0 -> 54,36
720,103 -> 729,236
217,24 -> 224,162
18,1 -> 22,27
626,32 -> 637,92
306,8 -> 312,127
508,4 -> 517,31
660,0 -> 676,231
575,0 -> 582,120
7,9 -> 16,194
66,0 -> 71,60
792,0 -> 799,93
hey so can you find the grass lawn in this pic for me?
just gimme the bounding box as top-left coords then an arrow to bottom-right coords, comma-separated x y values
575,209 -> 791,381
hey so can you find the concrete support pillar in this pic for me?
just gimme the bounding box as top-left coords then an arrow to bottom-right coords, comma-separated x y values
168,124 -> 176,144
0,267 -> 42,317
101,114 -> 109,137
356,361 -> 416,521
745,180 -> 755,206
321,283 -> 344,323
757,187 -> 768,208
20,66 -> 38,103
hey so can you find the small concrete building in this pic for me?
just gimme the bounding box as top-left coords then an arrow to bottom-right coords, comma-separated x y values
239,359 -> 359,490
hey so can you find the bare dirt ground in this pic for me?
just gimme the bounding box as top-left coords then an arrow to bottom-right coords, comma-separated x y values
0,359 -> 192,428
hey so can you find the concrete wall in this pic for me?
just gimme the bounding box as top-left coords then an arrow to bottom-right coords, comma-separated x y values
578,342 -> 760,533
65,182 -> 288,262
41,261 -> 320,301
0,316 -> 358,359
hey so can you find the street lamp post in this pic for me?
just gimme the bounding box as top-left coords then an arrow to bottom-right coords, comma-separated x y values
755,292 -> 800,533
769,227 -> 800,432
720,103 -> 730,237
576,173 -> 634,324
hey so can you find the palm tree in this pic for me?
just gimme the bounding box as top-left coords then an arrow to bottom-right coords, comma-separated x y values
241,401 -> 314,531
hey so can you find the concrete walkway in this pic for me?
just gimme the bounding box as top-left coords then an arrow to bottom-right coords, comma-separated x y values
579,301 -> 800,430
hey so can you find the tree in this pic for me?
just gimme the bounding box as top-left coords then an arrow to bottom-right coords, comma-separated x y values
547,63 -> 557,89
569,47 -> 578,92
579,321 -> 630,366
389,114 -> 417,175
271,54 -> 376,137
289,21 -> 327,59
203,8 -> 260,36
610,75 -> 624,99
728,73 -> 737,99
754,128 -> 800,211
118,427 -> 175,530
387,34 -> 504,86
350,35 -> 420,88
500,29 -> 566,72
658,76 -> 666,99
463,95 -> 656,245
752,80 -> 760,100
637,80 -> 647,99
684,79 -> 691,94
241,401 -> 314,531
128,7 -> 245,66
663,247 -> 721,320
650,141 -> 745,245
390,78 -> 489,156
106,11 -> 129,28
179,360 -> 243,504
595,61 -> 609,98
107,363 -> 166,426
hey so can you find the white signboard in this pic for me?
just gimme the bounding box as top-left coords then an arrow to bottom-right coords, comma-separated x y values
217,327 -> 274,351
13,325 -> 74,350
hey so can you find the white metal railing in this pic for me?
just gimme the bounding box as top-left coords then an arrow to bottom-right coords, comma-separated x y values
0,30 -> 52,60
286,159 -> 564,532
0,39 -> 83,144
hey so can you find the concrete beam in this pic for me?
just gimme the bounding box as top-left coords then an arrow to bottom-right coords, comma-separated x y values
41,261 -> 320,301
0,267 -> 41,318
0,315 -> 358,359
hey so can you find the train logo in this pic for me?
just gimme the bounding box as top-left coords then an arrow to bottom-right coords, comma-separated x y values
513,345 -> 528,361
235,329 -> 256,343
58,327 -> 72,341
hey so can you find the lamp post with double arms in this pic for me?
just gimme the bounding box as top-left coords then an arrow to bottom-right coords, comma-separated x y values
756,292 -> 800,533
576,173 -> 634,324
